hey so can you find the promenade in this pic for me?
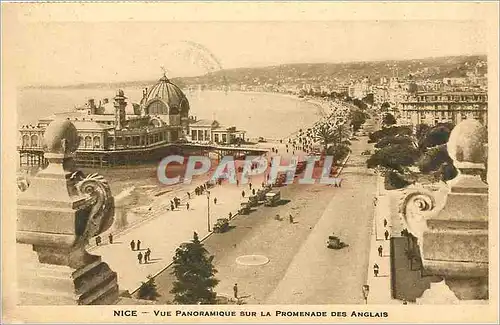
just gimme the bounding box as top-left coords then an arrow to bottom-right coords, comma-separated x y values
90,177 -> 266,293
90,140 -> 310,293
90,98 -> 355,296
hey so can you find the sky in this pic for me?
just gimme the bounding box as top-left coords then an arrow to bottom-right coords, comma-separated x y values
9,17 -> 488,86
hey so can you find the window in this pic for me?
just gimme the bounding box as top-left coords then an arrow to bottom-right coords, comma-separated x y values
192,130 -> 197,141
204,130 -> 209,141
93,136 -> 101,148
147,100 -> 168,115
22,135 -> 29,147
222,134 -> 227,143
198,130 -> 204,141
214,134 -> 219,143
85,136 -> 92,148
31,135 -> 38,147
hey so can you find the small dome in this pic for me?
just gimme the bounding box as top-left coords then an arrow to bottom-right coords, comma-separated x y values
142,75 -> 189,116
43,119 -> 79,154
447,119 -> 487,166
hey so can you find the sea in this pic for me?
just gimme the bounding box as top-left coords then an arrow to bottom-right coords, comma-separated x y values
17,88 -> 322,140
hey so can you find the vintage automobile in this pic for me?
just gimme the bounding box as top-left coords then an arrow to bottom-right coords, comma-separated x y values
327,234 -> 346,249
213,218 -> 230,233
248,195 -> 258,207
256,188 -> 268,202
239,199 -> 251,215
264,190 -> 281,207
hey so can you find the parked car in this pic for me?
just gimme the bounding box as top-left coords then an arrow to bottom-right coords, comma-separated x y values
213,218 -> 230,233
265,190 -> 281,207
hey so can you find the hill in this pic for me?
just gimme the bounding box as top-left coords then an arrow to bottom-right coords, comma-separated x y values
25,55 -> 486,90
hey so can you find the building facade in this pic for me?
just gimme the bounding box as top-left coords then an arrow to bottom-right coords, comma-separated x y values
189,118 -> 246,145
18,75 -> 190,167
399,91 -> 488,127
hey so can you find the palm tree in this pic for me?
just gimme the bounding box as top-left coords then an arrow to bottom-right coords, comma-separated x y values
313,124 -> 337,153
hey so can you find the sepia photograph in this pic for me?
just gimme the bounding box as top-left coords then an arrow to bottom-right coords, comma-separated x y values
1,1 -> 499,323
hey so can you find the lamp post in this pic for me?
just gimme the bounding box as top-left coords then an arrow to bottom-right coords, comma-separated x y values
362,284 -> 370,304
206,190 -> 211,232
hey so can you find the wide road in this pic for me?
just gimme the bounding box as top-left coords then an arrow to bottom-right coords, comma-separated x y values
154,120 -> 377,304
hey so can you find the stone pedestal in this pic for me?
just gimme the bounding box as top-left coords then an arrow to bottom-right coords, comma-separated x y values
16,120 -> 118,305
16,243 -> 118,305
399,119 -> 489,303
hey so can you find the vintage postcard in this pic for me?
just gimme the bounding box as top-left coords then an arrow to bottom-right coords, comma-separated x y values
2,1 -> 499,323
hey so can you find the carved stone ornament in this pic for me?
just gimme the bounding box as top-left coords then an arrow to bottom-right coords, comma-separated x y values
17,119 -> 118,305
398,119 -> 488,301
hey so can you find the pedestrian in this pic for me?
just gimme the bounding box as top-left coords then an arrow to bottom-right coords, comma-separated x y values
241,190 -> 245,198
373,263 -> 379,277
236,179 -> 239,186
252,188 -> 256,196
130,240 -> 135,251
108,233 -> 113,244
384,230 -> 389,240
187,192 -> 191,199
171,203 -> 175,211
95,235 -> 101,246
233,283 -> 238,299
383,218 -> 388,227
228,212 -> 232,219
186,202 -> 190,210
378,245 -> 383,257
289,214 -> 294,224
137,240 -> 141,251
249,183 -> 252,190
138,252 -> 143,264
145,248 -> 151,263
214,197 -> 217,205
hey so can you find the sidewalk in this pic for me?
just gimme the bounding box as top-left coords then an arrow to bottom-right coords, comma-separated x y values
90,176 -> 265,294
365,175 -> 411,305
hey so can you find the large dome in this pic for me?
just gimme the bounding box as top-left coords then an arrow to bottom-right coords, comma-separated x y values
142,75 -> 190,116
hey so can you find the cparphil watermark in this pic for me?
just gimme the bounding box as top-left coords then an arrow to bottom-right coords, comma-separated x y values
157,155 -> 343,186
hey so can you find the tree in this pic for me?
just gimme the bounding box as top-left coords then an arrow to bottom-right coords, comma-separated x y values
313,125 -> 336,153
368,126 -> 412,143
350,110 -> 369,132
362,93 -> 374,105
375,135 -> 414,149
366,144 -> 420,173
419,124 -> 454,149
384,170 -> 412,190
170,232 -> 219,304
382,113 -> 397,126
327,143 -> 351,163
417,144 -> 457,181
138,275 -> 161,301
415,124 -> 431,148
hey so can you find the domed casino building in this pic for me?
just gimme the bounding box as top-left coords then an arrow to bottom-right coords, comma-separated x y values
18,74 -> 192,167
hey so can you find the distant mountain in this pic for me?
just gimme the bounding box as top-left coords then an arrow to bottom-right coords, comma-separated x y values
24,55 -> 486,90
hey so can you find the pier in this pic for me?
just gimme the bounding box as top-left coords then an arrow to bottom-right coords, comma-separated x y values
18,143 -> 269,168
